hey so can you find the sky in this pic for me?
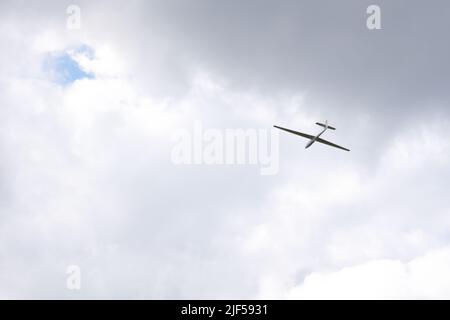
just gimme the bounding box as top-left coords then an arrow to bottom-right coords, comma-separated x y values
1,0 -> 450,299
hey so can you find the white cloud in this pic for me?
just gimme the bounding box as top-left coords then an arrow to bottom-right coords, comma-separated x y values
381,119 -> 450,172
286,247 -> 450,299
70,44 -> 128,78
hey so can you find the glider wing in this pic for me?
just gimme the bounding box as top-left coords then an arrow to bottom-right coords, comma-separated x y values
315,137 -> 350,151
273,125 -> 314,140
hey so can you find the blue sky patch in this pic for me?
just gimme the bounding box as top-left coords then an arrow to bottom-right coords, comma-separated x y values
43,45 -> 95,86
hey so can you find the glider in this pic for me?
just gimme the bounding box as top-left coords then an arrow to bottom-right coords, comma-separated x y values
274,121 -> 350,151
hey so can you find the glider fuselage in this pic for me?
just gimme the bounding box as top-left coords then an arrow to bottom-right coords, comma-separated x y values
305,127 -> 327,148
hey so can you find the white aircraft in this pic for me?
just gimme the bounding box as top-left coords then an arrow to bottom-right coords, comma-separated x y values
274,121 -> 350,151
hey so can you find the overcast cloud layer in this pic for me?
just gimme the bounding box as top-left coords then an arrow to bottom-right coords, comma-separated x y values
1,0 -> 450,299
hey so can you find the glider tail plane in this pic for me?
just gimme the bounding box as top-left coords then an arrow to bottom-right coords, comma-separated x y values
316,121 -> 336,130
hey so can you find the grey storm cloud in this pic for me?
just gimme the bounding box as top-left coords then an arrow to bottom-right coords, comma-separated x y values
128,1 -> 450,112
0,0 -> 450,299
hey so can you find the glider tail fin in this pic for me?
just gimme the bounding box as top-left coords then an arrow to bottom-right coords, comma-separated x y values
316,121 -> 336,130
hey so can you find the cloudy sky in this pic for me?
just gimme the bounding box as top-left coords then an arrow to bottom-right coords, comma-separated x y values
1,0 -> 450,299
